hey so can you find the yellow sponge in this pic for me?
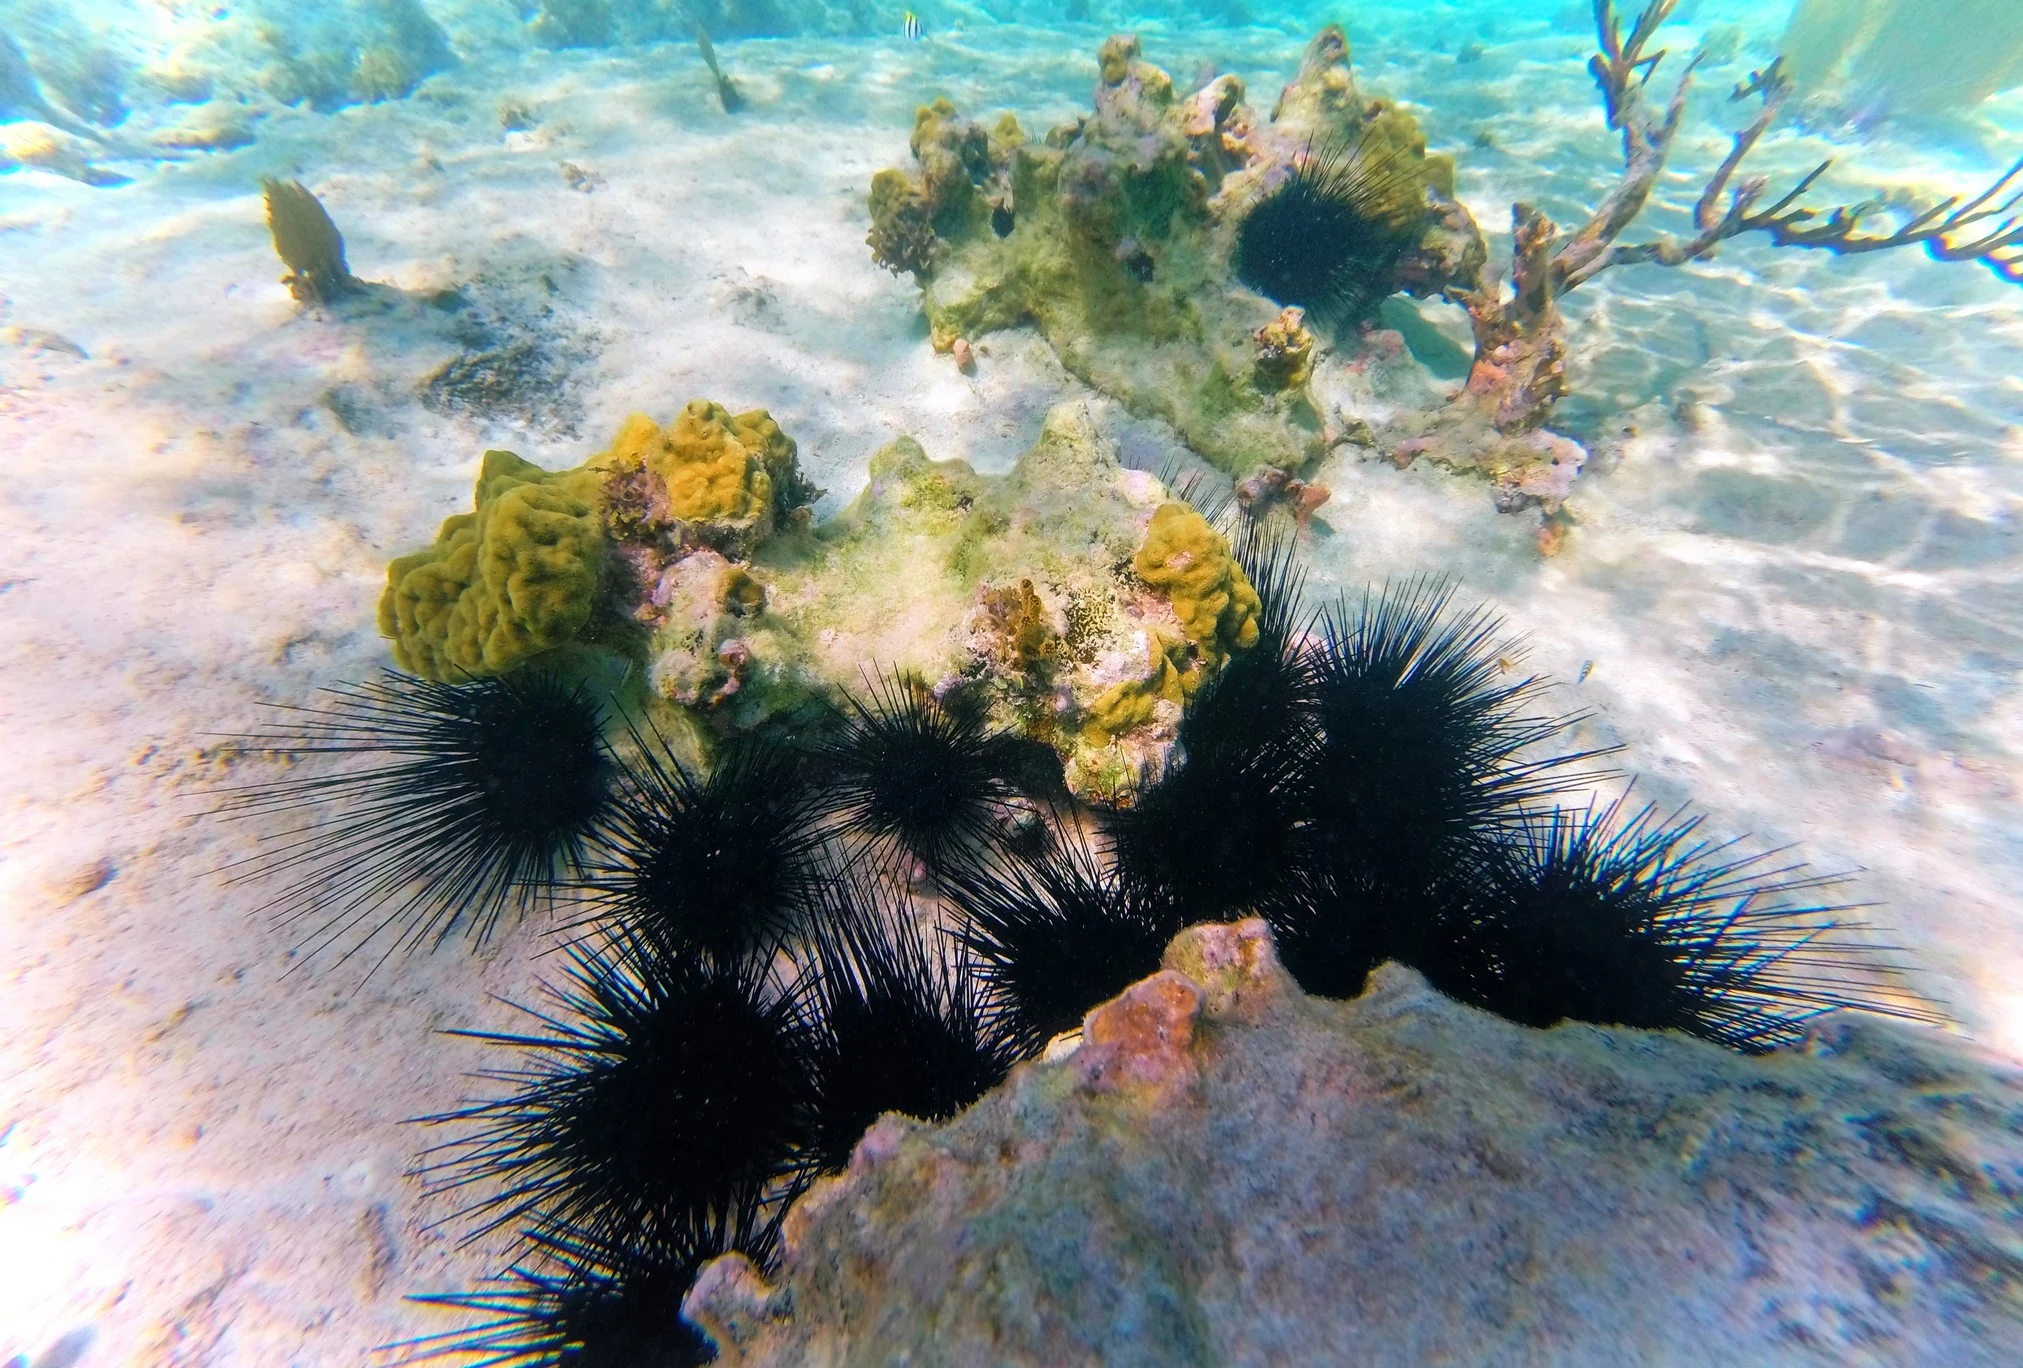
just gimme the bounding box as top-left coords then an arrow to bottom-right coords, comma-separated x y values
1132,502 -> 1261,661
377,450 -> 605,678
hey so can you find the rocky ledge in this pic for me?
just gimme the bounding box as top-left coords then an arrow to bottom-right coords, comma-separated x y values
687,920 -> 2023,1367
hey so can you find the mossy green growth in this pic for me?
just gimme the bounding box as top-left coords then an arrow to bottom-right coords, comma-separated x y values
750,404 -> 1205,796
870,29 -> 1486,481
378,450 -> 607,680
1132,502 -> 1260,662
869,99 -> 1023,277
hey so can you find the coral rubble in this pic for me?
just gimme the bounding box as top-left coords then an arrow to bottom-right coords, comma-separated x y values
689,919 -> 2023,1367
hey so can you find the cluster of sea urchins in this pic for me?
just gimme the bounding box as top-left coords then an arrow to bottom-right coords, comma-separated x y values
220,513 -> 1923,1366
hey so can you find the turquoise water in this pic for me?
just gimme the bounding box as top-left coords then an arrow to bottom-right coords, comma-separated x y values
1,1 -> 2020,1362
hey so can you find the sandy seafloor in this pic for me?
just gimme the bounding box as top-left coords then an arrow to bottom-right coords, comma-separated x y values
2,6 -> 2022,1363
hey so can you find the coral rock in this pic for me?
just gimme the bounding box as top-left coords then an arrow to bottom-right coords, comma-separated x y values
748,402 -> 1243,799
1080,630 -> 1188,747
1252,305 -> 1314,391
868,31 -> 1485,483
688,919 -> 2023,1367
867,98 -> 1018,278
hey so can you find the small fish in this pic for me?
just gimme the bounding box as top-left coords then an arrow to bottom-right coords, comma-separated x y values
1577,659 -> 1595,684
902,11 -> 923,41
695,25 -> 744,114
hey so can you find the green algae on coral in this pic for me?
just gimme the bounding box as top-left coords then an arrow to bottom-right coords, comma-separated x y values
865,29 -> 1482,482
868,99 -> 1021,278
748,405 -> 1256,802
378,451 -> 607,680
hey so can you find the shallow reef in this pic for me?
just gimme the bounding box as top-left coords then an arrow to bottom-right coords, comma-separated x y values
372,397 -> 1277,801
19,1 -> 2012,1363
869,5 -> 2023,550
236,393 -> 1948,1360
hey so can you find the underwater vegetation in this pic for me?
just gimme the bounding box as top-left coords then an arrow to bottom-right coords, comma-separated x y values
262,178 -> 361,307
868,4 -> 2023,547
222,467 -> 1937,1362
693,25 -> 744,115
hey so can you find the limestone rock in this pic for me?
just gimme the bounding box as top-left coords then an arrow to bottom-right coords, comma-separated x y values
688,920 -> 2023,1367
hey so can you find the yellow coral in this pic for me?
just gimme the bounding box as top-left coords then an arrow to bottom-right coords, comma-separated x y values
377,450 -> 605,679
1082,633 -> 1189,744
603,400 -> 775,525
1132,503 -> 1260,660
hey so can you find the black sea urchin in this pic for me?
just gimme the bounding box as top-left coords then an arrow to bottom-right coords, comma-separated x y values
793,881 -> 1015,1173
588,734 -> 825,965
1276,581 -> 1609,998
417,932 -> 808,1259
1432,796 -> 1934,1053
216,670 -> 619,969
1107,519 -> 1317,923
394,1208 -> 770,1368
1233,132 -> 1426,327
814,672 -> 1028,877
947,828 -> 1184,1058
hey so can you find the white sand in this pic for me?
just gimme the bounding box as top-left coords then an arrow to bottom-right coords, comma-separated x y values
1,14 -> 2019,1364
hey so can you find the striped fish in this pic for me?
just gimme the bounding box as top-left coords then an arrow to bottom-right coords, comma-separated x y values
902,10 -> 922,40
